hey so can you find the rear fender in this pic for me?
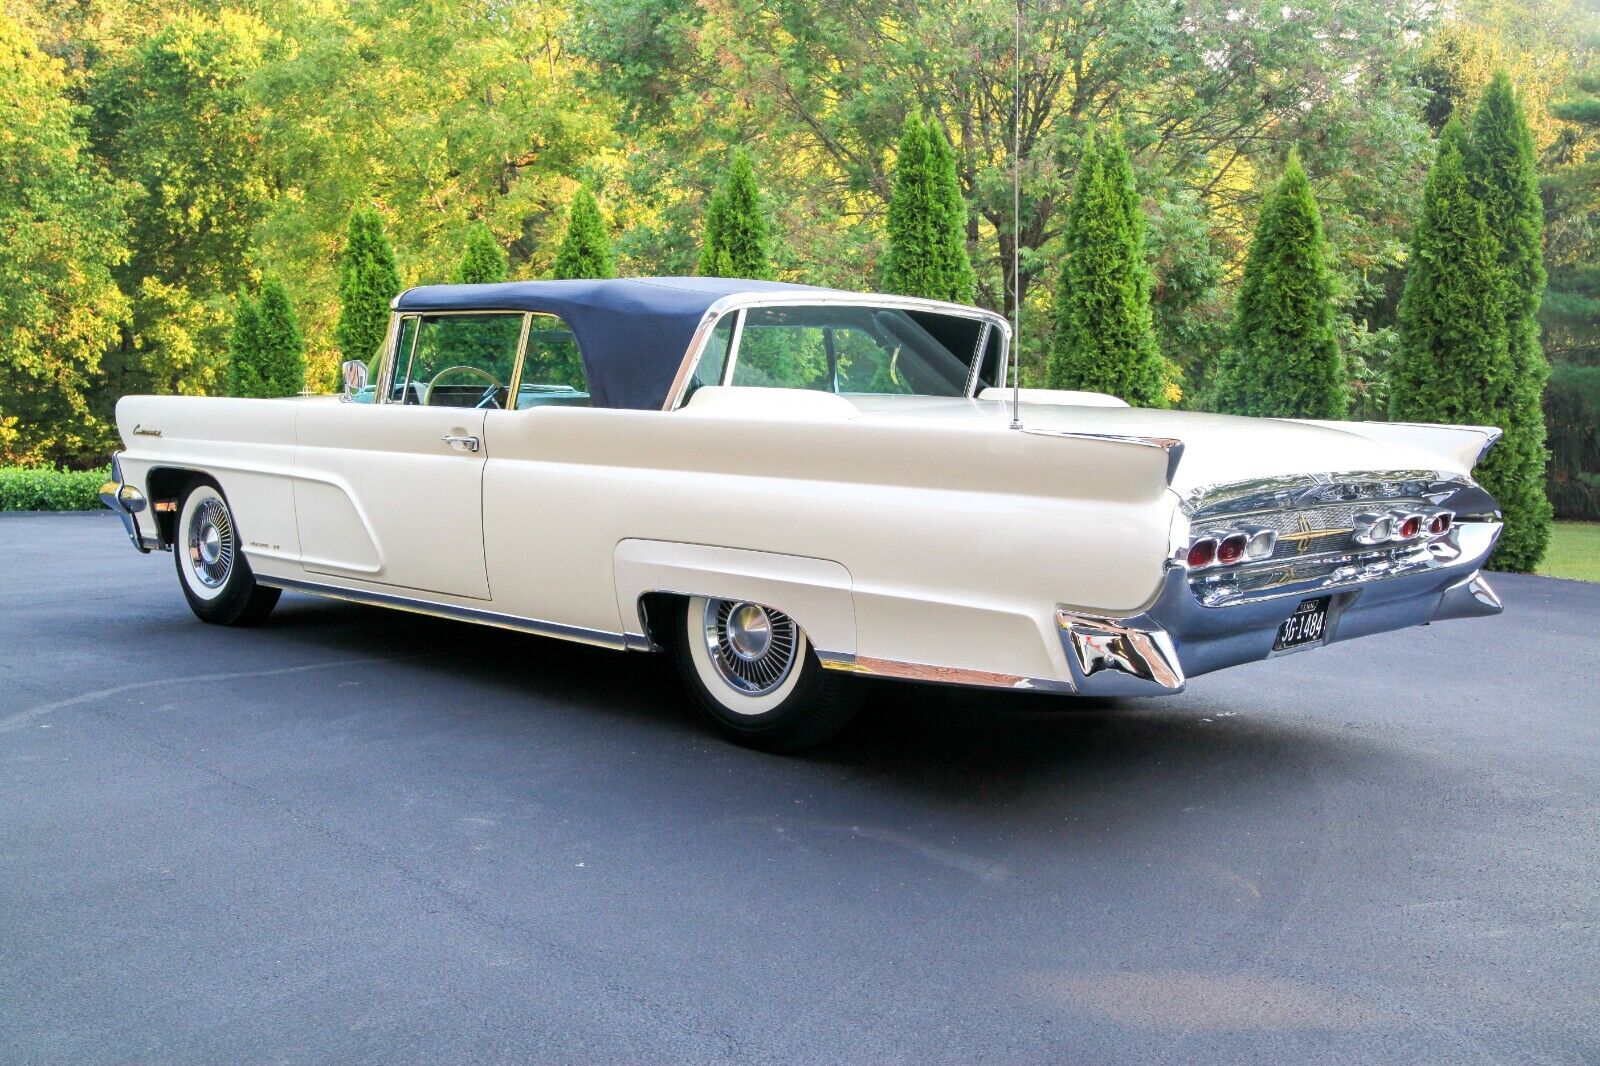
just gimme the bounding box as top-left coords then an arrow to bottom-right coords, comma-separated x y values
1288,419 -> 1502,476
614,540 -> 855,657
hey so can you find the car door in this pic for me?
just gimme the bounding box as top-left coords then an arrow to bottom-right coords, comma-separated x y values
293,311 -> 527,600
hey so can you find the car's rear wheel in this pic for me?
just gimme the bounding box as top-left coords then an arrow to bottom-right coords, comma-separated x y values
674,595 -> 862,751
174,479 -> 280,626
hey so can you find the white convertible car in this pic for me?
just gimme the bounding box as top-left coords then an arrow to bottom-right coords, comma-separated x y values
101,277 -> 1506,749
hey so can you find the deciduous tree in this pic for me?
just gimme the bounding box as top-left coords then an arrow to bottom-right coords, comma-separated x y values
0,13 -> 129,467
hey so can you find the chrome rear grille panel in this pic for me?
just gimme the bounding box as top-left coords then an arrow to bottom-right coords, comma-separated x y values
1202,499 -> 1435,565
1181,471 -> 1500,606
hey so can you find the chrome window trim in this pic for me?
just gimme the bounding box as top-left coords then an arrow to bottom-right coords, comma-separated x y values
964,321 -> 993,397
503,312 -> 534,406
721,308 -> 747,385
662,291 -> 1011,411
379,308 -> 586,409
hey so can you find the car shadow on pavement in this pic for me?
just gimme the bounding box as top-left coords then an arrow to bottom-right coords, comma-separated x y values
247,593 -> 1399,811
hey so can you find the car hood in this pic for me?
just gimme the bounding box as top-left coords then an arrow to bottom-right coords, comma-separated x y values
839,395 -> 1462,493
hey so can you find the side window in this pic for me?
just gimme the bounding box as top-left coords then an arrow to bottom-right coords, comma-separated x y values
683,314 -> 737,401
727,305 -> 976,397
395,313 -> 524,408
515,313 -> 590,409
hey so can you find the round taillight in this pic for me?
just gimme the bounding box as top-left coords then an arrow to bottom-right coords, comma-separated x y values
1399,515 -> 1422,539
1217,532 -> 1248,565
1186,537 -> 1217,569
1429,513 -> 1452,536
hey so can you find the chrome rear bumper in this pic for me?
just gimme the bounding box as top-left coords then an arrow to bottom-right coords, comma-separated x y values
1055,520 -> 1504,697
99,453 -> 162,553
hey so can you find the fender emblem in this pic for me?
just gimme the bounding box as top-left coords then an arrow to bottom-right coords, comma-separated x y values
132,424 -> 162,437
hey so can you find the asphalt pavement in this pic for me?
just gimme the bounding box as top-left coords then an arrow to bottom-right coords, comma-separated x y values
3,511 -> 1597,1064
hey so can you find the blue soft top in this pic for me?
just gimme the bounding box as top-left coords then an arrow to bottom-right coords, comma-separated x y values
394,276 -> 840,410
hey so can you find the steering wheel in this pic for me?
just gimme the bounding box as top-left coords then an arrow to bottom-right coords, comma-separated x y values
424,365 -> 502,408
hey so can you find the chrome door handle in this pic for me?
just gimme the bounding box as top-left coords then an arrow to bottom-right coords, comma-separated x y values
441,434 -> 481,452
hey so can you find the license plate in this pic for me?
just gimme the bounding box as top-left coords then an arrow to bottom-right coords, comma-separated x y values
1274,596 -> 1330,651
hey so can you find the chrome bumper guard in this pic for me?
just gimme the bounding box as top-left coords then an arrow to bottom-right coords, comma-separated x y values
1055,520 -> 1504,697
98,453 -> 161,553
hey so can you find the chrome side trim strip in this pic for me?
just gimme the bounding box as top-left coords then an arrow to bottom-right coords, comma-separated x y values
815,651 -> 1075,694
257,575 -> 633,651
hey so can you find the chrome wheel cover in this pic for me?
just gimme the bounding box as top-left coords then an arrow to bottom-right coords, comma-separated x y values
702,599 -> 799,696
187,496 -> 235,589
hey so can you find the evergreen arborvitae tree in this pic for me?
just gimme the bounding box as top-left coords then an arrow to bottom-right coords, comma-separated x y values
335,206 -> 401,378
253,274 -> 306,397
1211,153 -> 1346,419
928,123 -> 978,304
1464,71 -> 1553,571
698,149 -> 772,279
225,290 -> 263,398
883,114 -> 938,298
551,186 -> 616,280
697,190 -> 730,277
883,115 -> 977,303
1392,119 -> 1511,459
1047,127 -> 1166,405
450,222 -> 509,284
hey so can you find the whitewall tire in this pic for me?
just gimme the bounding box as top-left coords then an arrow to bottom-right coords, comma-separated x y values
674,595 -> 862,751
174,479 -> 281,626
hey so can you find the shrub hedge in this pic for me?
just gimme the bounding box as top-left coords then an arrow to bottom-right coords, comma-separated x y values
0,467 -> 109,511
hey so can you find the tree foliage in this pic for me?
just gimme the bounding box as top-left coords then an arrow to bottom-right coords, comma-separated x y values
1392,121 -> 1506,418
1392,120 -> 1526,559
1047,127 -> 1165,406
87,9 -> 270,410
0,13 -> 129,467
451,223 -> 510,285
699,150 -> 772,279
233,275 -> 306,398
552,186 -> 616,280
336,206 -> 402,377
1461,72 -> 1553,569
883,114 -> 976,303
1211,154 -> 1346,419
226,291 -> 263,398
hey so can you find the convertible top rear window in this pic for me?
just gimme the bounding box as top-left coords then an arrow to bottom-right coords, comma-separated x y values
725,305 -> 989,397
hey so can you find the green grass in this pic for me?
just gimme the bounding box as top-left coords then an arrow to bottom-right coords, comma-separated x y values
1538,521 -> 1600,583
0,467 -> 110,511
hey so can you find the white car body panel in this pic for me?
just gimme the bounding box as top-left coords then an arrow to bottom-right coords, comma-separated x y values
101,281 -> 1506,699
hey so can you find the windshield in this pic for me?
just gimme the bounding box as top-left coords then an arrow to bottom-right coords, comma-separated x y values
724,305 -> 995,397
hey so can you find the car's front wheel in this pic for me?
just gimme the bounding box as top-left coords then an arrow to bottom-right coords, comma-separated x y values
674,596 -> 862,751
174,479 -> 281,626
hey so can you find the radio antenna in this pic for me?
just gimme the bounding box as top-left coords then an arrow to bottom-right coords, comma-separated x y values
1009,0 -> 1024,431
